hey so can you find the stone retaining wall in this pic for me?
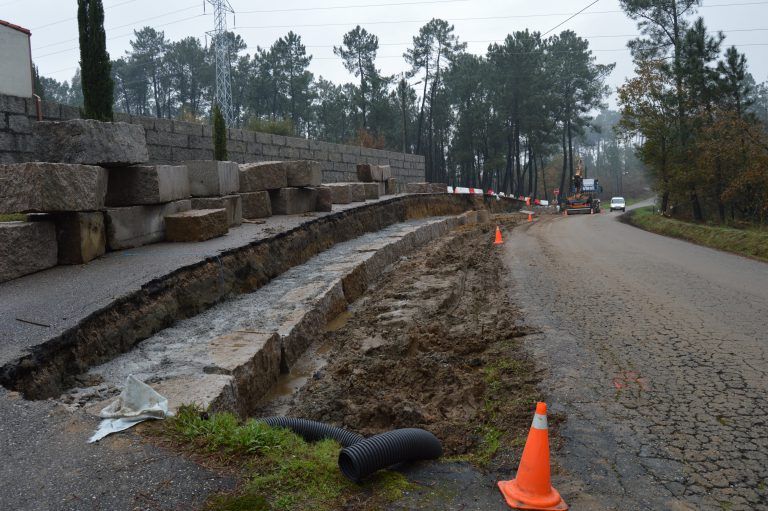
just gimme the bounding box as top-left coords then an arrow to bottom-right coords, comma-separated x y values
0,93 -> 425,183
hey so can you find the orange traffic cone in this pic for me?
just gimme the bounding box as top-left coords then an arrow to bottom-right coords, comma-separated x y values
498,402 -> 568,510
527,213 -> 533,222
494,226 -> 504,245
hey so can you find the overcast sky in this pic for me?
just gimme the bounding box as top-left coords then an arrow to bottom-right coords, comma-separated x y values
3,0 -> 767,105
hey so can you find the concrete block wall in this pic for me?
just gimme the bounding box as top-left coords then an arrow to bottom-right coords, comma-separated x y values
0,93 -> 425,184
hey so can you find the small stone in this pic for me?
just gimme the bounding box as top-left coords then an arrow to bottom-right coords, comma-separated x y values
165,209 -> 229,242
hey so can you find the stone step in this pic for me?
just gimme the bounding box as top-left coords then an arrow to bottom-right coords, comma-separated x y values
363,182 -> 380,200
165,209 -> 229,242
105,165 -> 190,206
184,160 -> 240,197
325,183 -> 352,204
269,187 -> 318,215
191,195 -> 242,227
0,221 -> 57,283
104,199 -> 192,250
0,163 -> 107,213
240,191 -> 272,219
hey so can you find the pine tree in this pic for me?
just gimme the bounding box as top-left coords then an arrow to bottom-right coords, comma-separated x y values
78,0 -> 114,121
213,103 -> 228,161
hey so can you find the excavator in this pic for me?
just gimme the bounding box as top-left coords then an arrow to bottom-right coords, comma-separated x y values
562,158 -> 601,215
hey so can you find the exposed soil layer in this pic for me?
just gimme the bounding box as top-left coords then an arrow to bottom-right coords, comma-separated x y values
286,216 -> 538,456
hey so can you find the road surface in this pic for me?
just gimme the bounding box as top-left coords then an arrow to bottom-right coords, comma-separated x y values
504,207 -> 768,510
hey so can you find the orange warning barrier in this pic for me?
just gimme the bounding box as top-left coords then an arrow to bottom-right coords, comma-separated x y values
497,402 -> 568,510
494,226 -> 504,245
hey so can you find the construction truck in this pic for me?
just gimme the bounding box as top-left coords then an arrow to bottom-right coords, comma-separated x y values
561,159 -> 602,215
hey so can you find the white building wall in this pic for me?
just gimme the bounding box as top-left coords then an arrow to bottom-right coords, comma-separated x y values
0,24 -> 32,98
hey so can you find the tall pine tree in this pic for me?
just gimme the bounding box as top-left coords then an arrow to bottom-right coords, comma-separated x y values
78,0 -> 114,121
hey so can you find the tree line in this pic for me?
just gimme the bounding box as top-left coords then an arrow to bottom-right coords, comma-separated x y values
36,16 -> 626,197
617,0 -> 768,224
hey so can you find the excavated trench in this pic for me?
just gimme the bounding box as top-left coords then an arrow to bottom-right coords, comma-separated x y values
1,194 -> 520,403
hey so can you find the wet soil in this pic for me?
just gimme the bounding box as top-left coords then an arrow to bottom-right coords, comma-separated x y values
279,216 -> 539,457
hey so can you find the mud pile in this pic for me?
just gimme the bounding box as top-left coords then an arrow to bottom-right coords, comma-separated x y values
288,217 -> 535,455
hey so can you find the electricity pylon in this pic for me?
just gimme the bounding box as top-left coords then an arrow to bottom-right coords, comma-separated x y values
206,0 -> 235,125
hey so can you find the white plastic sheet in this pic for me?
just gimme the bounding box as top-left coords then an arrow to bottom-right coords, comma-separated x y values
88,375 -> 172,443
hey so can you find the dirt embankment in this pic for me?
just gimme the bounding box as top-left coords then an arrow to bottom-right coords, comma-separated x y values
289,216 -> 539,456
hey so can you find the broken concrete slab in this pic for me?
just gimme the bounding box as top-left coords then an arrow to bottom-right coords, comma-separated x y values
185,160 -> 240,197
285,160 -> 322,187
54,212 -> 106,265
238,162 -> 288,192
191,195 -> 242,227
269,187 -> 318,215
0,163 -> 107,213
363,182 -> 380,200
105,165 -> 190,206
0,221 -> 57,283
385,177 -> 398,195
33,119 -> 148,166
240,191 -> 272,219
165,209 -> 229,242
105,199 -> 192,250
406,182 -> 429,194
316,186 -> 332,212
325,183 -> 352,204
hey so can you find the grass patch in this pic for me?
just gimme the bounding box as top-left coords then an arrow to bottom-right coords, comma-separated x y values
164,406 -> 413,511
0,214 -> 25,223
623,206 -> 768,262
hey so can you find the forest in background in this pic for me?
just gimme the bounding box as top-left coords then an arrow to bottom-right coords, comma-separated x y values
32,6 -> 768,211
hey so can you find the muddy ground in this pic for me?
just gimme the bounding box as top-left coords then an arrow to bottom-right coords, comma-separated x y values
283,215 -> 540,459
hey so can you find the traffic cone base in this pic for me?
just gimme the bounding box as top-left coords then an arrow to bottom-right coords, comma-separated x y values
497,402 -> 568,510
498,480 -> 568,510
494,226 -> 504,245
527,213 -> 533,222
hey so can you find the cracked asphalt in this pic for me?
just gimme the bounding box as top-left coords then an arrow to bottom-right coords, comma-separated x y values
503,205 -> 768,510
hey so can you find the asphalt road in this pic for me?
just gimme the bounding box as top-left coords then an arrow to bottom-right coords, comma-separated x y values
503,206 -> 768,510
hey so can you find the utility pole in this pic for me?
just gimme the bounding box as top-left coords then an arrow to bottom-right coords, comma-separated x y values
207,0 -> 235,126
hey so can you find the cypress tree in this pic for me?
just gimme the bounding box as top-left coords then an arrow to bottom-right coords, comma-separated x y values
213,104 -> 228,161
77,0 -> 114,121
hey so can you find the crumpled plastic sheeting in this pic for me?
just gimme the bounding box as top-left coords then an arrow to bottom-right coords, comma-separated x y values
88,375 -> 173,443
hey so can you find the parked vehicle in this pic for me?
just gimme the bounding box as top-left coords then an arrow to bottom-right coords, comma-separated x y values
610,197 -> 626,212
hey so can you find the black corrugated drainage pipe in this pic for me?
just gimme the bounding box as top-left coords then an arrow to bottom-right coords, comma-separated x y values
338,428 -> 443,482
257,417 -> 364,448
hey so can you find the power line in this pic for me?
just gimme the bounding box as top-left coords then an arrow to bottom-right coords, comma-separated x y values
238,0 -> 470,14
542,0 -> 601,37
31,0 -> 142,30
34,4 -> 203,50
